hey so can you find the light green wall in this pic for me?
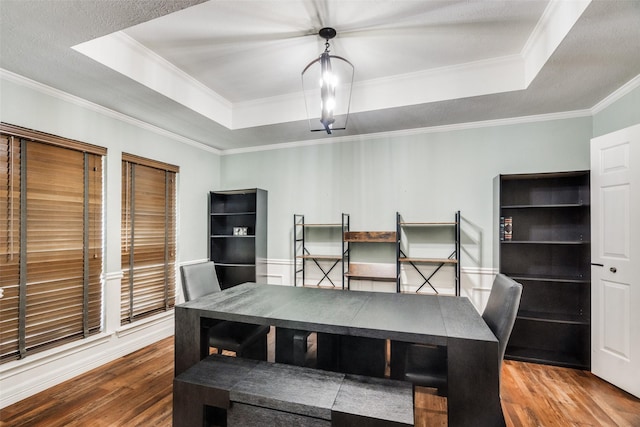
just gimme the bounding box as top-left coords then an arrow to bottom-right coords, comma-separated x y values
0,76 -> 221,271
593,83 -> 640,137
6,70 -> 636,273
221,117 -> 592,268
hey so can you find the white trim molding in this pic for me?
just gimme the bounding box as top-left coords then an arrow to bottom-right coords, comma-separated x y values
0,310 -> 173,409
267,258 -> 498,312
70,0 -> 591,131
591,73 -> 640,114
221,109 -> 592,155
0,68 -> 220,155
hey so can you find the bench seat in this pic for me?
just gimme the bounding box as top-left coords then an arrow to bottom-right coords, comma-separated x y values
332,374 -> 414,427
174,355 -> 414,427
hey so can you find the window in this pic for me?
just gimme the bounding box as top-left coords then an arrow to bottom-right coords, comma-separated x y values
121,154 -> 177,324
0,123 -> 105,363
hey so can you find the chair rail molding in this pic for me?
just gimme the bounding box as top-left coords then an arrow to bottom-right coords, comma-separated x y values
268,258 -> 497,311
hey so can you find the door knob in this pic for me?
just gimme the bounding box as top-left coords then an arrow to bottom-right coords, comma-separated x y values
610,267 -> 617,273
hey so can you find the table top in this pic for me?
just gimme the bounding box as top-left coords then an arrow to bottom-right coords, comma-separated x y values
178,282 -> 496,346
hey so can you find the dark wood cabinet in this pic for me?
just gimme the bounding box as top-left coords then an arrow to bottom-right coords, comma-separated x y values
209,189 -> 267,289
499,171 -> 590,369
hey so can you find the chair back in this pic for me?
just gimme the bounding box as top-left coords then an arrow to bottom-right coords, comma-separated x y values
482,274 -> 523,367
180,261 -> 222,301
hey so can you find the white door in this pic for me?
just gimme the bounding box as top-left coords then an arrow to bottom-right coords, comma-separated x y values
590,123 -> 640,398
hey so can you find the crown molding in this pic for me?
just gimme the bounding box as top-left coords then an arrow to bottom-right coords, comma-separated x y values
0,68 -> 221,155
521,0 -> 591,86
71,3 -> 587,131
221,109 -> 592,155
73,32 -> 233,129
6,65 -> 636,158
591,74 -> 640,114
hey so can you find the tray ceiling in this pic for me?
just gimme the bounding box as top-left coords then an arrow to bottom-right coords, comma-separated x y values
1,0 -> 639,151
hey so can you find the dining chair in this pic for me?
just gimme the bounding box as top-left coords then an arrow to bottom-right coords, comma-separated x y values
180,261 -> 269,360
403,273 -> 523,396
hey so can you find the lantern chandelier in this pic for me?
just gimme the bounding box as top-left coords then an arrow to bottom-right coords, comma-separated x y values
302,27 -> 354,134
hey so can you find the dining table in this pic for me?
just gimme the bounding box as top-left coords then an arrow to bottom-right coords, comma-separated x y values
174,282 -> 505,427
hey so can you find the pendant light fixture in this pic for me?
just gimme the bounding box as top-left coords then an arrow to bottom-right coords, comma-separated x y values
302,27 -> 354,134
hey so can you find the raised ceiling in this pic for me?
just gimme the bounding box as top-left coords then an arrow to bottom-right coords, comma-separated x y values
1,0 -> 640,151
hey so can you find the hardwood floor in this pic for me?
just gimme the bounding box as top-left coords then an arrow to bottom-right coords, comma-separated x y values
2,335 -> 639,427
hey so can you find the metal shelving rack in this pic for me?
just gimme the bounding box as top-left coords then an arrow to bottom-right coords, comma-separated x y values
293,213 -> 349,288
396,211 -> 461,295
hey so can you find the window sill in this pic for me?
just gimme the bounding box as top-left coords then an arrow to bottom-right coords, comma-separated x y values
0,332 -> 112,376
116,309 -> 174,338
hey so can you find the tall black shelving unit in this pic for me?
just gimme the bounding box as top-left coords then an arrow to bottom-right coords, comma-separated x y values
209,189 -> 267,289
499,171 -> 590,369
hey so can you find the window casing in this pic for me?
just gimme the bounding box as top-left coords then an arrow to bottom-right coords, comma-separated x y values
121,154 -> 177,324
0,123 -> 105,363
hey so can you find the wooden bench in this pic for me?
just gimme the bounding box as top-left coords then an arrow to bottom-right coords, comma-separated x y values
174,355 -> 414,427
172,355 -> 260,426
332,374 -> 415,427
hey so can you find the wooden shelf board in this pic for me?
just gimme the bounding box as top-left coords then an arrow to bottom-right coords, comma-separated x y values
344,231 -> 396,243
400,222 -> 457,226
296,223 -> 341,227
501,203 -> 587,209
517,310 -> 590,325
399,257 -> 457,264
345,274 -> 397,281
501,171 -> 589,180
346,263 -> 396,281
505,274 -> 589,284
501,240 -> 589,245
211,211 -> 256,216
505,346 -> 589,370
297,255 -> 342,260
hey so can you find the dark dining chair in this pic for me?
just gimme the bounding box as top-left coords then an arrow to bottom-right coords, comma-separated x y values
403,273 -> 523,396
180,261 -> 269,360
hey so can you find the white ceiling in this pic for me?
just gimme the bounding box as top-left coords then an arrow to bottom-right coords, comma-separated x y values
1,0 -> 640,151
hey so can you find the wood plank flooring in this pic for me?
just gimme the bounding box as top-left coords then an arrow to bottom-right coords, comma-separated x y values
2,334 -> 639,427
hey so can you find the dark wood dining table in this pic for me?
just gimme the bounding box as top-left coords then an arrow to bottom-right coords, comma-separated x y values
174,282 -> 505,427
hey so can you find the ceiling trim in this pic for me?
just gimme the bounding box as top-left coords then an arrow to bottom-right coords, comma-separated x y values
73,32 -> 233,128
71,0 -> 591,132
231,54 -> 527,130
521,0 -> 591,85
591,74 -> 640,114
0,68 -> 221,155
351,54 -> 525,115
221,109 -> 592,156
6,66 -> 638,158
6,65 -> 637,159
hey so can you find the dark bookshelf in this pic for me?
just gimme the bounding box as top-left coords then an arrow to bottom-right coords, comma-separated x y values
499,171 -> 590,369
209,189 -> 267,289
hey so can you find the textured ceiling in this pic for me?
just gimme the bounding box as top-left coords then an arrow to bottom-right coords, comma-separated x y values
1,0 -> 640,151
123,1 -> 545,102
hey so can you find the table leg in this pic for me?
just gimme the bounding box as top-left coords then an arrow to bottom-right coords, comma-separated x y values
276,328 -> 309,365
338,336 -> 386,378
316,333 -> 385,378
389,341 -> 409,380
317,332 -> 339,372
447,337 -> 505,427
174,306 -> 204,376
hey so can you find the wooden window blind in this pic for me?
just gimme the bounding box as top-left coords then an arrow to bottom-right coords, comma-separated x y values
121,154 -> 177,324
0,124 -> 104,363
